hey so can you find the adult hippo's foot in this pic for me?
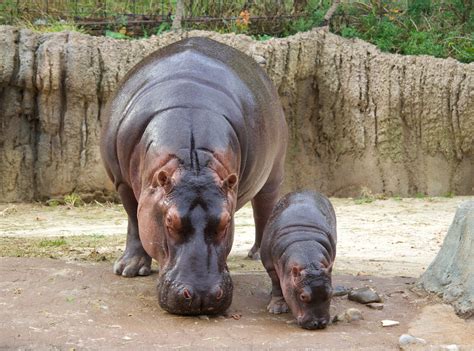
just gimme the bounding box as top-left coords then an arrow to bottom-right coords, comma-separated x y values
247,245 -> 261,260
267,296 -> 289,314
113,247 -> 152,277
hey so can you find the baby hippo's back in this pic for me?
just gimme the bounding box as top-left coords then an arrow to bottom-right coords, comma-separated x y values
261,190 -> 337,265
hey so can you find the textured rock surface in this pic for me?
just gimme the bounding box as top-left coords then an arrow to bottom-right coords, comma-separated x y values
418,201 -> 474,318
0,26 -> 473,201
348,287 -> 382,304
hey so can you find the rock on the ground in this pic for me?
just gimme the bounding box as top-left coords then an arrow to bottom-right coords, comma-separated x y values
438,345 -> 460,351
333,285 -> 352,297
381,319 -> 399,327
348,287 -> 382,304
418,201 -> 474,318
366,302 -> 384,310
399,334 -> 426,350
333,308 -> 364,323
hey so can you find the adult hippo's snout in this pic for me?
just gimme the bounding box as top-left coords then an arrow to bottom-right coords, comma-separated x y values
158,271 -> 233,315
154,215 -> 234,315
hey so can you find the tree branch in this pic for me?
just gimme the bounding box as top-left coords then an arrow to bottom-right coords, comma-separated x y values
322,0 -> 340,26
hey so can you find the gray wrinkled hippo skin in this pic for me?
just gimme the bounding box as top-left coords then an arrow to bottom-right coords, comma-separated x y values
261,190 -> 337,329
100,37 -> 288,315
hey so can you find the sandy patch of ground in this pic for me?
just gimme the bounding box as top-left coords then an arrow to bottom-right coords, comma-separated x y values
1,196 -> 472,276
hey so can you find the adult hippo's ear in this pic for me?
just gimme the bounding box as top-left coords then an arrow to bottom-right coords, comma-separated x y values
152,170 -> 173,193
223,173 -> 238,191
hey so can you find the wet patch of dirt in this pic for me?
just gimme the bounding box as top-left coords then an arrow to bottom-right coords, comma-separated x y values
4,257 -> 472,350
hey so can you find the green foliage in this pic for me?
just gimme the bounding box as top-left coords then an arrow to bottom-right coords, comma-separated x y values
38,238 -> 67,247
253,34 -> 273,41
156,21 -> 171,35
408,0 -> 432,18
331,0 -> 473,63
15,18 -> 86,34
105,30 -> 130,40
340,26 -> 361,39
283,1 -> 329,36
3,0 -> 472,63
401,31 -> 445,57
64,193 -> 84,207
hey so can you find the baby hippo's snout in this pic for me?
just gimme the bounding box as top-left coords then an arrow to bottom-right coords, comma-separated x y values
158,275 -> 233,315
298,315 -> 330,330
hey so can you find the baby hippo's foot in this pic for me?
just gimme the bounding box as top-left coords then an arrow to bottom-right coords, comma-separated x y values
247,244 -> 261,260
113,247 -> 152,277
267,296 -> 289,314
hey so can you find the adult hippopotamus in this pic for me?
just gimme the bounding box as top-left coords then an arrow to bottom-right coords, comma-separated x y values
261,190 -> 337,329
100,37 -> 288,315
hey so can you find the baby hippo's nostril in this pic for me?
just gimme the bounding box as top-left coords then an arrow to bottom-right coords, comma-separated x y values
183,288 -> 193,300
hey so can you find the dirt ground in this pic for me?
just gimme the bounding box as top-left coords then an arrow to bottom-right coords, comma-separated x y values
1,196 -> 474,350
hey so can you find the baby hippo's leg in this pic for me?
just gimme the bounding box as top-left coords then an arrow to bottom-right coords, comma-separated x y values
267,270 -> 288,314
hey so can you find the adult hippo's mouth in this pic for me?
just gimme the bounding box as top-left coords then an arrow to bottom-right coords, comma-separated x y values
157,270 -> 233,315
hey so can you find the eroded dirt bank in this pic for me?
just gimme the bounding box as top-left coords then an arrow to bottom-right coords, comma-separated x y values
1,26 -> 473,201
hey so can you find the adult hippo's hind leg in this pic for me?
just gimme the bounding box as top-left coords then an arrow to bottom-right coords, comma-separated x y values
114,183 -> 152,277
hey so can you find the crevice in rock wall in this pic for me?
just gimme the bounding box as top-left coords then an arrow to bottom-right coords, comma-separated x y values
0,26 -> 472,201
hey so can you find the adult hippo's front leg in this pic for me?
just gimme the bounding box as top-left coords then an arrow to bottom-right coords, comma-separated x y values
114,184 -> 151,277
248,188 -> 281,260
248,160 -> 285,260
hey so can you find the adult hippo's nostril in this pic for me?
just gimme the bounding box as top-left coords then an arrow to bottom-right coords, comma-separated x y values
215,287 -> 224,301
183,288 -> 193,300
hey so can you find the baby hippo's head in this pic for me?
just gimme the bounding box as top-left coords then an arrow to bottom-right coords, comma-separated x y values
283,264 -> 333,330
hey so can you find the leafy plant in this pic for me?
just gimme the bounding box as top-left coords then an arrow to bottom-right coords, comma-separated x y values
105,29 -> 130,40
156,21 -> 171,35
64,193 -> 84,207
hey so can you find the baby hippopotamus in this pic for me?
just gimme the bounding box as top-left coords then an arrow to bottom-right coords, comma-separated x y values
261,190 -> 337,329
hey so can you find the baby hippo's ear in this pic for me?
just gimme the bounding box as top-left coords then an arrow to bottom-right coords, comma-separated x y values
152,170 -> 173,193
291,265 -> 303,284
223,173 -> 238,191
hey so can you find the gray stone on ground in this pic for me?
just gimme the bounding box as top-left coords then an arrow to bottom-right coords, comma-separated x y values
333,308 -> 364,323
366,302 -> 384,310
348,287 -> 382,304
398,334 -> 426,350
418,201 -> 474,318
333,285 -> 351,297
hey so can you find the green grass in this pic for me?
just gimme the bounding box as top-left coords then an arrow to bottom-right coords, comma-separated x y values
1,0 -> 472,63
0,235 -> 125,262
38,238 -> 67,247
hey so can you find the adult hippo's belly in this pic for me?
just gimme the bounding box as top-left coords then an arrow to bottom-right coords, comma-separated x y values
100,37 -> 288,315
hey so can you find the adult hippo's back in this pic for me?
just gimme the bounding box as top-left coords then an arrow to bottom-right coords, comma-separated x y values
101,37 -> 288,315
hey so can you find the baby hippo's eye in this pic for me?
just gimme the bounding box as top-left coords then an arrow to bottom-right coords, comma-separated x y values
300,291 -> 311,303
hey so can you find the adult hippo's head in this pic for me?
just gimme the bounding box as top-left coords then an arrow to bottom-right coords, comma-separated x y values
137,157 -> 238,315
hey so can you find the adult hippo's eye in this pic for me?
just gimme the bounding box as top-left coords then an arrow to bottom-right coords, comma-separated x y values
165,210 -> 181,238
217,212 -> 231,233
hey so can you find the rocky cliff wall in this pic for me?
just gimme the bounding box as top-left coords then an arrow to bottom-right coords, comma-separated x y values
0,26 -> 472,201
